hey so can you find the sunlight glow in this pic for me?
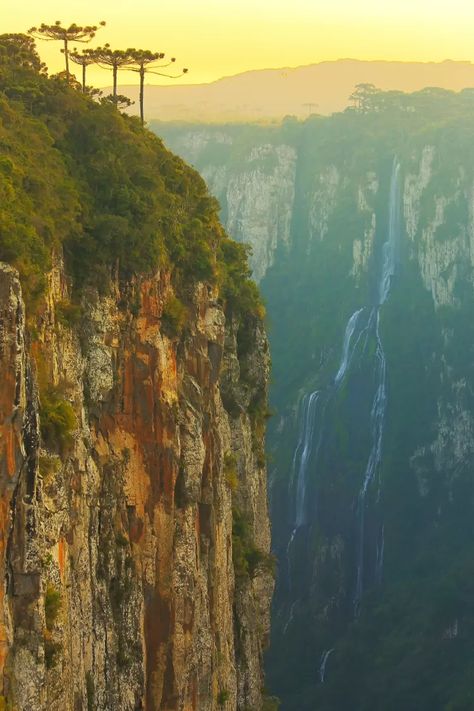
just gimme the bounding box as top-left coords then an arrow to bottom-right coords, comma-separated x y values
3,0 -> 474,85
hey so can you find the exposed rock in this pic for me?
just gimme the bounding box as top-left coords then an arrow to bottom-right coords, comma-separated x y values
0,263 -> 273,710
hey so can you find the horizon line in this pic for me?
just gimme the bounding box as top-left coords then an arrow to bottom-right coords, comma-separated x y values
95,56 -> 474,89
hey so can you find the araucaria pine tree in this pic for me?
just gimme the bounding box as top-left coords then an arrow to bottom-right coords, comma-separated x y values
90,45 -> 135,101
28,21 -> 105,75
125,49 -> 188,124
69,48 -> 96,92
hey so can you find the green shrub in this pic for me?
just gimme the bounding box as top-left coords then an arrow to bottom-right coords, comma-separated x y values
217,689 -> 230,706
248,394 -> 272,468
44,585 -> 61,630
218,239 -> 265,319
161,294 -> 187,338
40,387 -> 76,449
39,454 -> 61,479
44,631 -> 62,669
232,508 -> 275,579
55,300 -> 82,328
224,452 -> 239,492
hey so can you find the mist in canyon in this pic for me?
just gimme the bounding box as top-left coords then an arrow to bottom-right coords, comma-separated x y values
160,88 -> 474,709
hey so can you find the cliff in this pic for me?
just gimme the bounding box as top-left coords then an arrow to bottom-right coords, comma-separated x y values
156,124 -> 297,283
158,98 -> 474,710
0,35 -> 273,711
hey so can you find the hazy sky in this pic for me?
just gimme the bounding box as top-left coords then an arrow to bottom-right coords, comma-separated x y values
3,0 -> 474,85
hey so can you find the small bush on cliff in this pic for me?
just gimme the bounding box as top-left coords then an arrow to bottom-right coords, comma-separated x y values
160,293 -> 187,338
217,689 -> 230,706
55,299 -> 82,328
43,585 -> 63,668
248,393 -> 272,468
39,454 -> 61,479
224,452 -> 239,492
40,387 -> 76,449
43,630 -> 62,669
232,508 -> 275,579
218,239 -> 265,319
44,584 -> 61,630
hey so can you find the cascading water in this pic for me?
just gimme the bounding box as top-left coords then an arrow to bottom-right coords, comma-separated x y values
294,390 -> 321,527
334,308 -> 365,386
378,159 -> 401,307
284,158 -> 402,634
354,158 -> 401,612
290,306 -> 365,534
319,648 -> 334,683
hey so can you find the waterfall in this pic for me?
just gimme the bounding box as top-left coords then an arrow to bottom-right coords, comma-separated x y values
294,390 -> 321,527
291,307 -> 366,531
354,158 -> 401,613
378,159 -> 401,307
284,157 -> 402,631
335,308 -> 364,386
319,648 -> 335,683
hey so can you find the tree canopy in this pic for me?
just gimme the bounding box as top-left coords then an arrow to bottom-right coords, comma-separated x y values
29,21 -> 105,74
0,33 -> 260,321
124,49 -> 188,123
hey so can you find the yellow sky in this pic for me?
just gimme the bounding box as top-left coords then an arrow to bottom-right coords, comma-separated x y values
3,0 -> 474,85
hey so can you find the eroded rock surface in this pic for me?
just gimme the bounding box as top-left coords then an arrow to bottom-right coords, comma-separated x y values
0,263 -> 272,711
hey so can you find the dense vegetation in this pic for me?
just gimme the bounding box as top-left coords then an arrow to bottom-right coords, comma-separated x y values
0,33 -> 261,320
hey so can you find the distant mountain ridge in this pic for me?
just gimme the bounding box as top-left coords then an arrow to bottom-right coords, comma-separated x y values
117,58 -> 474,122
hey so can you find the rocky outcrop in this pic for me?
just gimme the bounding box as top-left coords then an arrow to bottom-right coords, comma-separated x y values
0,261 -> 272,711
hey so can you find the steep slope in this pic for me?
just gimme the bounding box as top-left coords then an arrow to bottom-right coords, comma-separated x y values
158,95 -> 474,710
0,35 -> 273,710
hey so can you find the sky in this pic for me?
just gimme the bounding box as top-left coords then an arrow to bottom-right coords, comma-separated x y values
3,0 -> 474,85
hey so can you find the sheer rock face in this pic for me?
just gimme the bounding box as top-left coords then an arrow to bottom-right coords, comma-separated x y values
160,131 -> 297,283
0,261 -> 272,711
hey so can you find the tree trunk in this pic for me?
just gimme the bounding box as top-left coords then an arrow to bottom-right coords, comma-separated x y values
139,67 -> 145,125
82,64 -> 86,93
64,38 -> 69,75
113,65 -> 117,100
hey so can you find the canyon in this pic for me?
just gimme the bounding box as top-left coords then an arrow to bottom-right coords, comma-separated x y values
160,100 -> 474,709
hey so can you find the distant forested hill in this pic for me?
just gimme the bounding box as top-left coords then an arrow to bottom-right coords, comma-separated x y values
117,58 -> 474,122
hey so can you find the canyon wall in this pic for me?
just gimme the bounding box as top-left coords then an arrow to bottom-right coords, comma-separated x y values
0,259 -> 272,711
160,110 -> 474,710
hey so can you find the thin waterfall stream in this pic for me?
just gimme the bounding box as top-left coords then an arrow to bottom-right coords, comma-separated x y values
319,648 -> 335,683
354,158 -> 401,612
284,158 -> 402,657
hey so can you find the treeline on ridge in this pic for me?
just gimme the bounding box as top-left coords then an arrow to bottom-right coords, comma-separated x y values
0,32 -> 262,321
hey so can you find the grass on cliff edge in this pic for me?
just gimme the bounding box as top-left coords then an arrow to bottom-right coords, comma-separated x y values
0,33 -> 262,321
